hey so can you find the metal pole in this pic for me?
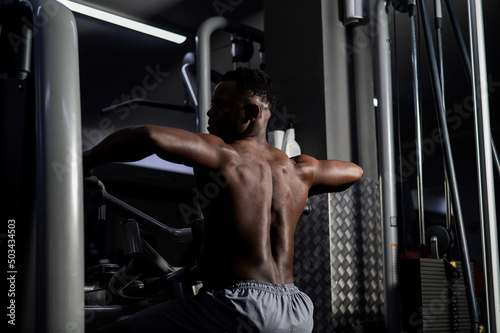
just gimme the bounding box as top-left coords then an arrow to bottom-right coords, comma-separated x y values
374,1 -> 400,331
25,0 -> 85,331
467,0 -> 500,331
493,139 -> 500,178
434,0 -> 444,106
443,0 -> 500,188
434,0 -> 453,235
196,17 -> 264,134
408,1 -> 426,257
196,17 -> 229,134
416,0 -> 480,330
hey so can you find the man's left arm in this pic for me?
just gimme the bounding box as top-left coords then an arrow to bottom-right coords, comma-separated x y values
292,155 -> 363,196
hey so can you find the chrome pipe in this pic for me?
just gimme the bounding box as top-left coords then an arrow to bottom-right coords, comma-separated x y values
467,0 -> 500,331
374,1 -> 400,331
409,3 -> 426,256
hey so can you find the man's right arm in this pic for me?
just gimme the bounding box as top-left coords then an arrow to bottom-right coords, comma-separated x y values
83,125 -> 225,175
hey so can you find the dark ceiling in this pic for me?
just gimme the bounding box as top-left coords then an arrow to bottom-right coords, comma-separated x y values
77,0 -> 264,37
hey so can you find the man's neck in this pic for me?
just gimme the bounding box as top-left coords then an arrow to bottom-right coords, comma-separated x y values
231,131 -> 268,146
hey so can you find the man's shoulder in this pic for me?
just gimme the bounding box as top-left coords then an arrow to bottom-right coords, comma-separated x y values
198,133 -> 239,157
291,154 -> 318,165
197,132 -> 226,145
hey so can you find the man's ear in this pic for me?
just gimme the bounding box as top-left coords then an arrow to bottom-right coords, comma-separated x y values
245,103 -> 261,121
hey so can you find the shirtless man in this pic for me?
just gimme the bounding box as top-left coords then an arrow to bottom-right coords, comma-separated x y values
84,67 -> 363,332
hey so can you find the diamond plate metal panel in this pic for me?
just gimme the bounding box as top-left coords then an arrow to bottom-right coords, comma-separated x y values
294,178 -> 384,333
330,178 -> 384,332
294,193 -> 333,332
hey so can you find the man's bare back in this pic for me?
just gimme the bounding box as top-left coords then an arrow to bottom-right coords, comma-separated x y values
196,140 -> 311,289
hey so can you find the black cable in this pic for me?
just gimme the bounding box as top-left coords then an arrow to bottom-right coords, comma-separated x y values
392,6 -> 408,258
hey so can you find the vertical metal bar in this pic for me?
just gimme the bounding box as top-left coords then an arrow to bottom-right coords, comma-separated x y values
374,1 -> 400,331
121,220 -> 144,256
352,20 -> 378,179
434,0 -> 453,236
434,0 -> 444,107
26,0 -> 85,331
467,0 -> 500,331
493,139 -> 500,178
444,0 -> 500,195
196,17 -> 229,134
416,0 -> 480,329
409,2 -> 426,257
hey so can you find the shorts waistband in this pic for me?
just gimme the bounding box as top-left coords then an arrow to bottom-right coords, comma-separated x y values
224,280 -> 300,296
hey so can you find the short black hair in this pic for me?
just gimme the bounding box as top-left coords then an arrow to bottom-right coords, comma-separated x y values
221,67 -> 276,112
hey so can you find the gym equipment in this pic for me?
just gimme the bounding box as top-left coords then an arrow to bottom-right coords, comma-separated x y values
408,0 -> 427,258
101,99 -> 194,115
395,0 -> 500,331
1,1 -> 84,331
373,1 -> 400,331
180,51 -> 223,109
401,258 -> 473,332
196,17 -> 264,133
83,176 -> 196,332
444,1 -> 500,329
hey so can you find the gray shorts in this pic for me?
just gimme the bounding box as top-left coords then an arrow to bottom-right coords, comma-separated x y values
129,280 -> 314,333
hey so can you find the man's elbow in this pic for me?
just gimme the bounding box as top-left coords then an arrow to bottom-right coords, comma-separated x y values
335,165 -> 363,194
352,164 -> 363,182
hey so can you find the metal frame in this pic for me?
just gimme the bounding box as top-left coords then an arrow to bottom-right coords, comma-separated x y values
195,17 -> 264,133
408,1 -> 427,257
373,1 -> 400,331
417,0 -> 480,329
85,176 -> 192,242
15,0 -> 85,331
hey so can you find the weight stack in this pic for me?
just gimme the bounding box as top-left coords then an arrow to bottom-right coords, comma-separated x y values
293,178 -> 384,332
400,258 -> 472,332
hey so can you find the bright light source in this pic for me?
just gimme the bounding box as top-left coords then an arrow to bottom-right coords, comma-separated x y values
373,98 -> 378,107
122,155 -> 194,175
57,0 -> 187,44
